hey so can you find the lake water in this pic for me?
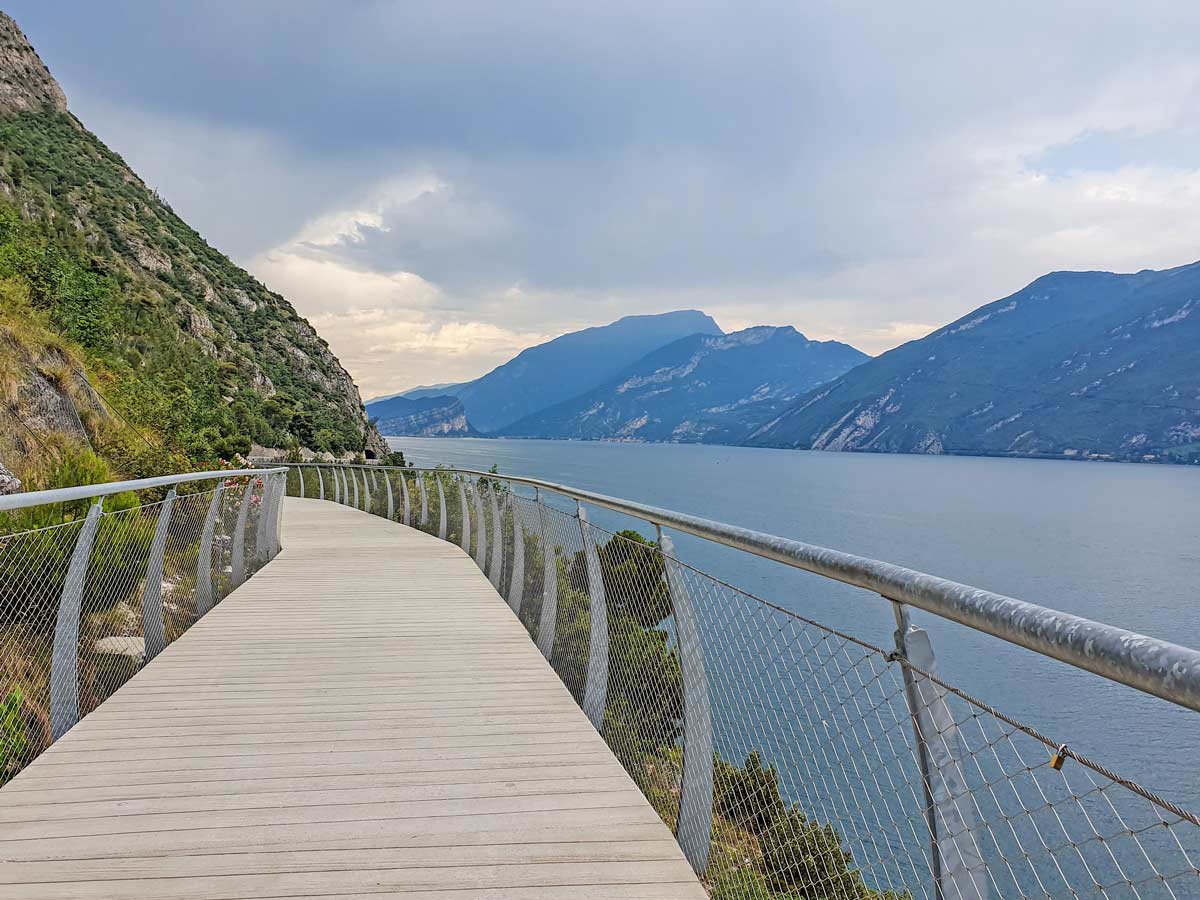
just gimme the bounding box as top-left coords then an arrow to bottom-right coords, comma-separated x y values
391,436 -> 1200,813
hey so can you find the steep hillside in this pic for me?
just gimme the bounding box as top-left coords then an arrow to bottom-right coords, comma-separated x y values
452,310 -> 723,432
369,393 -> 476,437
501,326 -> 867,443
748,261 -> 1200,463
0,12 -> 385,489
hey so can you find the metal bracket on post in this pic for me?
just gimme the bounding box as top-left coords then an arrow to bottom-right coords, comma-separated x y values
488,486 -> 503,589
317,466 -> 326,501
400,470 -> 411,525
196,483 -> 226,616
578,503 -> 609,731
385,471 -> 394,520
418,472 -> 429,527
508,494 -> 524,614
535,490 -> 557,660
474,480 -> 487,567
659,528 -> 714,875
142,489 -> 175,663
50,500 -> 103,741
437,475 -> 447,540
457,476 -> 471,553
891,600 -> 988,900
231,479 -> 256,589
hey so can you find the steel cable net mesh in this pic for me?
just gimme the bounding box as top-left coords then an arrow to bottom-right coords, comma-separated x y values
0,474 -> 281,785
392,472 -> 1198,900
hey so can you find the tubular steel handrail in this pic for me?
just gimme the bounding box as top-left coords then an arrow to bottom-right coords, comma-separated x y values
0,466 -> 289,776
278,461 -> 1200,714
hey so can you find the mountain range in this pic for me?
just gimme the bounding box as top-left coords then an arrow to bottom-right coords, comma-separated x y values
372,260 -> 1200,465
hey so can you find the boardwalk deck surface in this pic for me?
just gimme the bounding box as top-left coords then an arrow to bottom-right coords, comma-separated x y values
0,497 -> 706,900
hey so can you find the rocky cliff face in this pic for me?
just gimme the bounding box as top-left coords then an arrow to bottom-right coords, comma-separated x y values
0,13 -> 66,115
368,394 -> 476,437
0,12 -> 386,474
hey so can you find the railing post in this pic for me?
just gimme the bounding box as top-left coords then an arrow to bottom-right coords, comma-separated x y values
437,475 -> 447,540
418,471 -> 429,527
892,601 -> 946,900
272,472 -> 285,554
457,475 -> 471,553
400,469 -> 411,525
50,500 -> 103,741
351,467 -> 360,510
296,466 -> 305,498
331,466 -> 340,504
142,489 -> 175,663
508,494 -> 524,614
317,466 -> 325,501
659,528 -> 714,875
892,600 -> 988,900
385,471 -> 394,520
578,503 -> 609,731
361,468 -> 371,513
230,479 -> 256,589
255,477 -> 275,567
535,490 -> 557,659
488,485 -> 503,589
196,483 -> 225,616
474,479 -> 487,567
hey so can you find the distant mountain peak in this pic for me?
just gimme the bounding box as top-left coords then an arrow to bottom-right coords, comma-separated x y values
0,13 -> 68,115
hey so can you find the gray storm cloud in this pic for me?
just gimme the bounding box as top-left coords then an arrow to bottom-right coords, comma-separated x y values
11,0 -> 1200,395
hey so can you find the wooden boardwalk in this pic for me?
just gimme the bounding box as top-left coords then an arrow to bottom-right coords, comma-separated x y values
0,498 -> 706,900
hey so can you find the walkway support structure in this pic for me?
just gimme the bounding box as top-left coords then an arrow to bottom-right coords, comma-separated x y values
269,461 -> 1200,900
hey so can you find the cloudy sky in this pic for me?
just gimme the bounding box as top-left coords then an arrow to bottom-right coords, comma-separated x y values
11,1 -> 1200,397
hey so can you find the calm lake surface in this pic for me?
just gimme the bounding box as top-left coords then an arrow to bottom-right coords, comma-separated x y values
391,436 -> 1199,808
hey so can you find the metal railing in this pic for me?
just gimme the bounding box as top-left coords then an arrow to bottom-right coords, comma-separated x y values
282,461 -> 1199,900
0,467 -> 288,782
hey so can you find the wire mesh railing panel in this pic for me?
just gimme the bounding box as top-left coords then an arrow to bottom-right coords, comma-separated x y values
0,469 -> 286,786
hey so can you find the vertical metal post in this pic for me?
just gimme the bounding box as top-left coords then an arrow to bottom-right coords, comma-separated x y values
418,472 -> 429,527
508,494 -> 525,614
457,475 -> 471,553
535,491 -> 558,659
659,528 -> 714,875
399,470 -> 412,525
196,483 -> 225,615
142,489 -> 175,663
332,467 -> 341,504
317,466 -> 325,501
231,479 -> 256,589
437,475 -> 447,540
272,473 -> 285,554
474,480 -> 487,568
578,503 -> 609,730
893,601 -> 945,900
255,477 -> 274,567
488,485 -> 503,589
50,500 -> 103,741
296,466 -> 305,498
351,467 -> 360,509
385,471 -> 395,520
360,468 -> 371,513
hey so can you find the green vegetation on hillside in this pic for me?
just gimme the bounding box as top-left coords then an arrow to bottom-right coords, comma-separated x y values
0,106 -> 381,488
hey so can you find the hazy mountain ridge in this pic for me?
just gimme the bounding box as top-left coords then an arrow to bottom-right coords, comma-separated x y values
748,261 -> 1200,463
499,325 -> 868,443
451,310 -> 723,432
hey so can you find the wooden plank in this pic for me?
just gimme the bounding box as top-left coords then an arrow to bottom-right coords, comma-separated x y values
0,498 -> 706,899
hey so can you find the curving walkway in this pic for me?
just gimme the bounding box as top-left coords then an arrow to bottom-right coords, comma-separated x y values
0,497 -> 705,900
